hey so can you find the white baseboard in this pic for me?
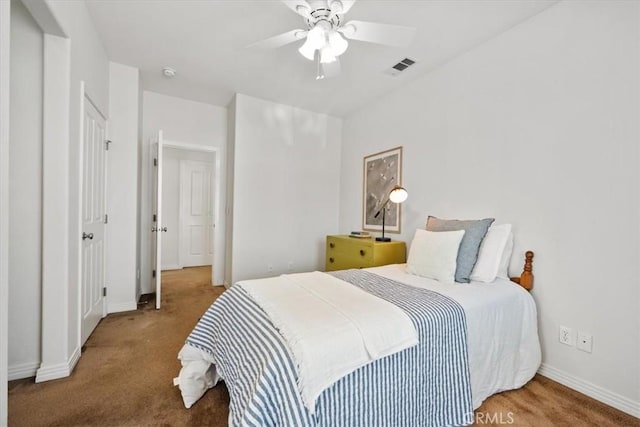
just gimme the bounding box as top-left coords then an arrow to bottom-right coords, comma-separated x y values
161,264 -> 182,271
35,346 -> 81,383
538,363 -> 640,418
8,361 -> 39,380
107,300 -> 137,314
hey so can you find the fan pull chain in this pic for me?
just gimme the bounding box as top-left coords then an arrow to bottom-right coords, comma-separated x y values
316,52 -> 325,80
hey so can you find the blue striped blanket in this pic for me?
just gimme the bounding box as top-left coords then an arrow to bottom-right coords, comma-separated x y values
185,270 -> 473,426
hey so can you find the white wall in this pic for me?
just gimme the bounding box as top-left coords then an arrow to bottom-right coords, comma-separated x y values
339,0 -> 639,415
141,91 -> 227,290
107,62 -> 139,313
0,0 -> 11,420
8,0 -> 43,380
161,147 -> 214,270
33,0 -> 109,381
229,94 -> 342,284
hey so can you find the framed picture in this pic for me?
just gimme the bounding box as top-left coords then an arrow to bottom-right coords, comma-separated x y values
362,146 -> 403,233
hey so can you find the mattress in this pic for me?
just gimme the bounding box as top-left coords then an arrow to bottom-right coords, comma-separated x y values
368,263 -> 541,409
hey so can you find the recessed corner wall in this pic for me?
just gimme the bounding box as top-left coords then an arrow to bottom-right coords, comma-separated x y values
8,0 -> 44,380
229,94 -> 342,284
339,0 -> 639,415
107,62 -> 140,313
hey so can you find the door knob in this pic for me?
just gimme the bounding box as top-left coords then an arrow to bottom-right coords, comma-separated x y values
82,232 -> 94,240
160,227 -> 168,232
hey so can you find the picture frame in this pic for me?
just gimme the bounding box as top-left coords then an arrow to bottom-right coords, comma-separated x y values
362,146 -> 403,233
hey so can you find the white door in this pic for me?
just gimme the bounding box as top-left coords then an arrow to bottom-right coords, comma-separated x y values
151,131 -> 164,309
179,160 -> 214,267
81,97 -> 107,344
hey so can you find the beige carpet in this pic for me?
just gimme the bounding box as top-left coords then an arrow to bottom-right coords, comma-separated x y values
8,267 -> 639,426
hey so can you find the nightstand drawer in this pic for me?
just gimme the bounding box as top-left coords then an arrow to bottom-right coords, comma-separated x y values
327,237 -> 373,262
325,235 -> 406,272
326,253 -> 373,271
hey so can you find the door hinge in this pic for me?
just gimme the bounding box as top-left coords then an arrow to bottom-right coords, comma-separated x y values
104,214 -> 108,224
105,140 -> 112,151
103,287 -> 107,297
152,270 -> 156,278
153,214 -> 157,222
153,158 -> 157,166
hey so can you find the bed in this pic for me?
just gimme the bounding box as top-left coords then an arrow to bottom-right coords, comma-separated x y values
175,243 -> 540,427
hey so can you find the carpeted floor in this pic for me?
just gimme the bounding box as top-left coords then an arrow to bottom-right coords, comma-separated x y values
8,266 -> 639,426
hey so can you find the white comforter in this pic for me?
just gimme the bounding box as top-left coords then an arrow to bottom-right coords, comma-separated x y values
238,271 -> 418,412
177,264 -> 541,411
369,264 -> 541,409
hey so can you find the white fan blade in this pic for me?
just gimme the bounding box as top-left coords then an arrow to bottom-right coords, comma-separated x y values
322,58 -> 341,78
247,29 -> 307,50
282,0 -> 312,18
340,20 -> 416,47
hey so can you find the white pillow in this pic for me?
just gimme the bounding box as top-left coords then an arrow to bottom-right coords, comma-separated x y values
470,224 -> 512,283
497,232 -> 514,280
407,229 -> 465,283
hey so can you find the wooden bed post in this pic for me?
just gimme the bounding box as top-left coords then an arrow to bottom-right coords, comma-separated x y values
510,251 -> 534,291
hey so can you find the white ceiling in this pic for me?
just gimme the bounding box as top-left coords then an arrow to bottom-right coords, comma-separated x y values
85,0 -> 557,117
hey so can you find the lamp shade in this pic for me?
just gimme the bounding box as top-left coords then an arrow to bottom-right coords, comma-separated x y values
388,185 -> 408,203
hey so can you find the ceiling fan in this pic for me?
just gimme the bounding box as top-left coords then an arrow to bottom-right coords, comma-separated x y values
248,0 -> 416,80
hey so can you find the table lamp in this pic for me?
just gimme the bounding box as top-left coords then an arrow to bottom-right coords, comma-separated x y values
374,185 -> 408,242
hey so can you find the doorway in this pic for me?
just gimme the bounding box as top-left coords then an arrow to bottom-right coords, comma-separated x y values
150,135 -> 218,308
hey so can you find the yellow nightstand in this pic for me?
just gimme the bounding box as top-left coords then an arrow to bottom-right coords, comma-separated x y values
325,235 -> 406,271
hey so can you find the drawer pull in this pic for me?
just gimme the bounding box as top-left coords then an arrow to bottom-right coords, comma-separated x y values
329,257 -> 334,263
360,249 -> 366,256
329,242 -> 335,249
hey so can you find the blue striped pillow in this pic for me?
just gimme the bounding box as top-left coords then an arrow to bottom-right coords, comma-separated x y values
426,216 -> 495,283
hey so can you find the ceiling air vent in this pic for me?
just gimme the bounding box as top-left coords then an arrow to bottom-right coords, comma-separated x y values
384,58 -> 417,77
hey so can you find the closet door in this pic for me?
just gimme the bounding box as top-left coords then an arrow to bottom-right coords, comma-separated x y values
81,97 -> 107,344
180,160 -> 214,267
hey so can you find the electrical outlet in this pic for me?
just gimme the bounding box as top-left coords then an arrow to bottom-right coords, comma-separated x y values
267,264 -> 273,273
559,326 -> 574,346
288,261 -> 294,272
577,331 -> 593,353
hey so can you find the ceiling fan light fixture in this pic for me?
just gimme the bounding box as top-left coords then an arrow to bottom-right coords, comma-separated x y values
320,47 -> 337,64
328,31 -> 348,56
298,38 -> 317,61
306,25 -> 327,50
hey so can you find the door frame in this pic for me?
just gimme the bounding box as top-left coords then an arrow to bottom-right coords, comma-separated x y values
160,140 -> 219,286
0,0 -> 10,421
77,83 -> 108,346
151,132 -> 164,308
